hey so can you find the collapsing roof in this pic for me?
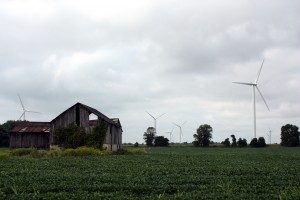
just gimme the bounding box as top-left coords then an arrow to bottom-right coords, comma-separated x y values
51,102 -> 121,128
10,122 -> 50,133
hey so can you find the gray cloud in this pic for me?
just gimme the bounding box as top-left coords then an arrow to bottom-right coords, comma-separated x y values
1,0 -> 300,143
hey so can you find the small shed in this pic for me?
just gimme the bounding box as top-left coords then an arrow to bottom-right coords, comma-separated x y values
10,122 -> 50,149
50,102 -> 122,151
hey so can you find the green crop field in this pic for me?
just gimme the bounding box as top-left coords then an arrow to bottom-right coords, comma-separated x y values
0,147 -> 300,199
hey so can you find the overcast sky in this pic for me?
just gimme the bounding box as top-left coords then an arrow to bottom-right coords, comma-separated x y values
1,0 -> 299,144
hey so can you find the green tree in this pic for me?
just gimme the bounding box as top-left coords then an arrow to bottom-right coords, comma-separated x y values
143,127 -> 155,146
0,120 -> 17,147
193,124 -> 213,147
154,136 -> 169,147
231,134 -> 237,147
250,138 -> 258,147
281,124 -> 299,147
237,138 -> 247,147
257,137 -> 266,147
250,137 -> 266,148
221,138 -> 231,147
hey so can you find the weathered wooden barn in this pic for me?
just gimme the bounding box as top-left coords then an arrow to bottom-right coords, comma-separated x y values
10,122 -> 50,149
50,103 -> 122,151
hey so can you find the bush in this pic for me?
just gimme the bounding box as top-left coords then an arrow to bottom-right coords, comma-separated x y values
53,123 -> 87,149
87,121 -> 108,149
0,152 -> 10,158
154,136 -> 169,147
30,149 -> 49,158
112,148 -> 128,155
62,147 -> 102,156
11,148 -> 34,156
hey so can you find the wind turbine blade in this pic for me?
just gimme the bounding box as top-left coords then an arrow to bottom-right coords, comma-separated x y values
146,111 -> 155,119
18,94 -> 25,110
173,123 -> 180,128
181,121 -> 187,126
232,82 -> 254,86
156,113 -> 166,119
256,86 -> 270,111
171,128 -> 174,133
26,110 -> 40,114
19,112 -> 25,120
255,59 -> 264,84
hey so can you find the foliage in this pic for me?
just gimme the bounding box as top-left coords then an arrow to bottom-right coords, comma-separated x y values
11,148 -> 34,156
281,124 -> 300,147
0,147 -> 300,199
134,142 -> 139,147
193,124 -> 213,147
143,127 -> 155,146
0,120 -> 17,147
221,138 -> 231,147
230,134 -> 237,147
237,138 -> 247,147
250,137 -> 266,147
53,123 -> 86,148
154,136 -> 169,147
62,147 -> 104,156
86,120 -> 108,149
53,120 -> 108,149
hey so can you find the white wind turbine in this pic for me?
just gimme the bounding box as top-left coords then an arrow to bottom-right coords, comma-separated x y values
18,94 -> 40,121
146,111 -> 166,134
166,128 -> 174,143
173,122 -> 187,144
232,60 -> 270,139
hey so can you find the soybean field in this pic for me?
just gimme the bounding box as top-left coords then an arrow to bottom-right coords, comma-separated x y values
0,147 -> 300,199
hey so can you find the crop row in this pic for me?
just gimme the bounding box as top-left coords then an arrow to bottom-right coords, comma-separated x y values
0,147 -> 300,199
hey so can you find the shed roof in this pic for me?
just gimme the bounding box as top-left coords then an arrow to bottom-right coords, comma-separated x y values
10,122 -> 50,133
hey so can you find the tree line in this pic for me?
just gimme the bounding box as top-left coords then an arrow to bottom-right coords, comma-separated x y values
142,123 -> 300,148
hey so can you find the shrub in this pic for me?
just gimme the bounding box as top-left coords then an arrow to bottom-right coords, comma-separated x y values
112,148 -> 128,155
11,148 -> 34,156
62,147 -> 102,156
0,152 -> 10,158
87,121 -> 108,149
30,149 -> 49,158
53,123 -> 87,149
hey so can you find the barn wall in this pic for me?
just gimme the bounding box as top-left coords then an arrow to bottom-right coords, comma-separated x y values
50,106 -> 76,143
10,133 -> 50,149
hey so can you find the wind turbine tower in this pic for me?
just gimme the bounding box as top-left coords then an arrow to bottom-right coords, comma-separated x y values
18,94 -> 40,121
146,111 -> 166,134
173,122 -> 187,144
232,60 -> 270,138
166,128 -> 174,143
267,128 -> 272,144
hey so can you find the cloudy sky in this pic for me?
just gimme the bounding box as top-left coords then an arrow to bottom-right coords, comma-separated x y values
1,0 -> 299,144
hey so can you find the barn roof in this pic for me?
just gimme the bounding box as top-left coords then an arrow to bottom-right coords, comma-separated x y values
51,102 -> 121,128
10,122 -> 50,133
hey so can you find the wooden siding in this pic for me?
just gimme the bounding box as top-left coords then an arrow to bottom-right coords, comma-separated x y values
10,132 -> 50,149
50,103 -> 122,150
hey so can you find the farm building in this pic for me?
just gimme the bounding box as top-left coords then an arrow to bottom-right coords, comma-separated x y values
10,122 -> 50,149
50,102 -> 122,151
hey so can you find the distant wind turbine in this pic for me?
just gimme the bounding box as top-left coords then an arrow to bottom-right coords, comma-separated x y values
173,122 -> 187,144
166,128 -> 174,143
18,94 -> 40,121
232,60 -> 270,138
146,111 -> 166,134
267,128 -> 272,144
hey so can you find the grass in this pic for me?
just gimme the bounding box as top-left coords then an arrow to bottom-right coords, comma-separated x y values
0,146 -> 299,199
0,147 -> 9,152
